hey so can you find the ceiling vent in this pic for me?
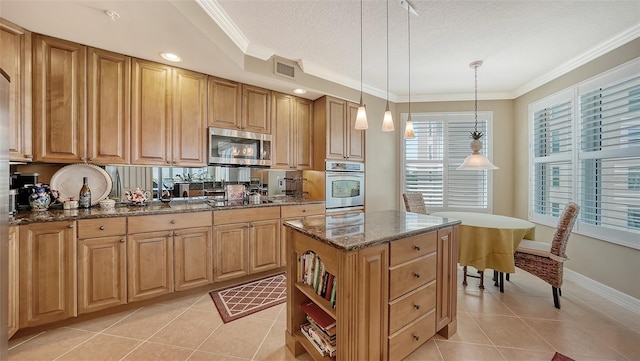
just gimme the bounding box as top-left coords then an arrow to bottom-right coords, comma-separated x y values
274,57 -> 297,79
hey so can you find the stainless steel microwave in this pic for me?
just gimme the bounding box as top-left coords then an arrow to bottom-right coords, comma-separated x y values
208,127 -> 272,166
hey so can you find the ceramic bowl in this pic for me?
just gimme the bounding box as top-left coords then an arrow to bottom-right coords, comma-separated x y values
99,199 -> 116,211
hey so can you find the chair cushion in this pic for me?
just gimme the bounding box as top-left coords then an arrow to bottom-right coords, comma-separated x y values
516,239 -> 568,262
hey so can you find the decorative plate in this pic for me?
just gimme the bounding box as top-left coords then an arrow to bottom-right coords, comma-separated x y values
50,164 -> 113,206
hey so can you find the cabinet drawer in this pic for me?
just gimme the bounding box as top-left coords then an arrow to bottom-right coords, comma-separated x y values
390,232 -> 436,267
78,217 -> 127,238
389,281 -> 436,334
388,310 -> 436,361
214,207 -> 280,225
281,204 -> 325,218
389,253 -> 436,300
128,212 -> 212,233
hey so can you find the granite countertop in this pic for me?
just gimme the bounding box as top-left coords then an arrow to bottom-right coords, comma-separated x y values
10,197 -> 325,226
283,210 -> 461,251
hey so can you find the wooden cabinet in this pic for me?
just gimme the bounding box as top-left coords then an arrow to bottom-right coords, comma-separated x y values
19,221 -> 77,328
87,47 -> 130,164
33,35 -> 87,163
8,226 -> 19,339
436,226 -> 458,336
208,78 -> 271,134
127,212 -> 212,302
313,96 -> 365,167
0,19 -> 32,162
77,218 -> 127,315
272,93 -> 313,170
172,68 -> 208,166
280,204 -> 325,266
213,207 -> 281,282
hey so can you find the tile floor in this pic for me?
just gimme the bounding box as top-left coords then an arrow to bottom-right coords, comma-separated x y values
8,267 -> 640,361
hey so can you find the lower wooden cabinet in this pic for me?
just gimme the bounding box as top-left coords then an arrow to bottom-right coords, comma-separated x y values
213,223 -> 250,282
19,221 -> 77,328
174,226 -> 213,291
436,226 -> 458,336
127,230 -> 174,302
8,226 -> 19,339
249,219 -> 281,274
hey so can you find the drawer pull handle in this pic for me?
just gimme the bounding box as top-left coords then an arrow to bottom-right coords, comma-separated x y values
412,334 -> 420,341
413,303 -> 420,310
413,272 -> 420,278
120,239 -> 125,243
170,220 -> 176,224
99,226 -> 105,230
414,245 -> 421,251
68,224 -> 74,228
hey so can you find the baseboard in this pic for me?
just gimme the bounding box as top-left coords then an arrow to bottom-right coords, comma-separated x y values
564,268 -> 640,315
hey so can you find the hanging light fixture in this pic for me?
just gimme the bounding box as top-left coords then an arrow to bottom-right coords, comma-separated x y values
381,0 -> 394,132
404,2 -> 415,139
457,61 -> 498,170
354,0 -> 368,130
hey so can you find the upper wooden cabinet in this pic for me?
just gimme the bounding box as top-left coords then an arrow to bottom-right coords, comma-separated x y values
87,47 -> 131,164
208,77 -> 271,134
0,19 -> 32,162
131,59 -> 207,166
272,92 -> 313,170
313,96 -> 365,168
33,34 -> 87,163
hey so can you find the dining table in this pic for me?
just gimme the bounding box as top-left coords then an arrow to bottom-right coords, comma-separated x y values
430,211 -> 535,292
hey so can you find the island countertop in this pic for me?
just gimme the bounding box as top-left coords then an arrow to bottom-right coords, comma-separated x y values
284,209 -> 461,251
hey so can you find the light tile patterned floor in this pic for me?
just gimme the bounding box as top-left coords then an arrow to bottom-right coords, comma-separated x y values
8,267 -> 640,361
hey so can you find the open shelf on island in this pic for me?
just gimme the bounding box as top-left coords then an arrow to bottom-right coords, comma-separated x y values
294,330 -> 335,361
295,282 -> 336,319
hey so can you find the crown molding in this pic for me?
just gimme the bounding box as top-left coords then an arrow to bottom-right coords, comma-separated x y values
195,0 -> 249,53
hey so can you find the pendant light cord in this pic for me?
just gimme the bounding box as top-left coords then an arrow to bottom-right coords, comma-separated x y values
474,63 -> 478,133
360,0 -> 363,102
407,3 -> 411,115
386,0 -> 389,105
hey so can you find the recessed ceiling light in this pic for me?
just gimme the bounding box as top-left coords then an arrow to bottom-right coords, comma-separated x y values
104,10 -> 120,21
160,52 -> 181,62
293,88 -> 306,95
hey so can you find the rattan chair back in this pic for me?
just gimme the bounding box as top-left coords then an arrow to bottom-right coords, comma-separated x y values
551,201 -> 580,258
402,192 -> 429,214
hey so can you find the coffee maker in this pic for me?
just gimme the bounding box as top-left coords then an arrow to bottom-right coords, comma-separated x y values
11,172 -> 39,210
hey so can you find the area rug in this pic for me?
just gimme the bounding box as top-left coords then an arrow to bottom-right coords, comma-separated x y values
551,352 -> 575,361
209,273 -> 286,323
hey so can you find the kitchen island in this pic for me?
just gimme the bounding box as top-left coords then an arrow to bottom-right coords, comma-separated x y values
284,210 -> 460,361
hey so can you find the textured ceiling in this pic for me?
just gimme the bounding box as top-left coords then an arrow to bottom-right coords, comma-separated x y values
1,0 -> 639,102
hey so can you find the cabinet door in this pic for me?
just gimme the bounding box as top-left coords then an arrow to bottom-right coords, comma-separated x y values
174,226 -> 213,291
207,76 -> 241,129
131,58 -> 172,165
326,97 -> 347,161
87,48 -> 130,164
8,226 -> 19,338
33,35 -> 86,163
249,219 -> 280,274
346,102 -> 365,162
19,221 -> 77,328
436,226 -> 457,335
172,68 -> 207,166
1,19 -> 32,162
294,97 -> 313,169
78,235 -> 127,314
127,231 -> 174,302
272,92 -> 294,169
242,84 -> 271,133
213,223 -> 249,282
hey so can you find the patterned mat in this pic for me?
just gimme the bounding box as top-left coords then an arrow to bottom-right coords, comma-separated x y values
209,273 -> 286,323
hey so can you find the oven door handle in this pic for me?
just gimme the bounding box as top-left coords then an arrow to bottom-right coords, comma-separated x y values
326,173 -> 364,178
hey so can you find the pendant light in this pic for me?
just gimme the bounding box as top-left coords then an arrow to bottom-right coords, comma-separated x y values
457,61 -> 498,170
354,0 -> 368,130
404,2 -> 415,139
381,0 -> 394,132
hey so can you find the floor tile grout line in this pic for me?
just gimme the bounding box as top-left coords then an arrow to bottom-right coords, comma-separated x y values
185,313 -> 225,360
7,331 -> 45,351
52,330 -> 101,361
251,305 -> 284,361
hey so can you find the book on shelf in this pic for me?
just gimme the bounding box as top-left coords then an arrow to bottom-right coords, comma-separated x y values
306,315 -> 336,341
300,301 -> 336,330
324,274 -> 334,301
300,323 -> 329,357
329,278 -> 337,309
319,272 -> 329,297
301,323 -> 336,358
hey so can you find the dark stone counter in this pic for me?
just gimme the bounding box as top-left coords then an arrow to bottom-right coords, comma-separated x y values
283,209 -> 461,251
10,197 -> 325,226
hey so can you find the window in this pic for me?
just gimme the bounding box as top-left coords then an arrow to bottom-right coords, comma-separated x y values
402,112 -> 493,212
529,59 -> 640,249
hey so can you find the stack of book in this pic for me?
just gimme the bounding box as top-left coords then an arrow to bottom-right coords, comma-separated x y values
297,252 -> 337,308
300,301 -> 336,358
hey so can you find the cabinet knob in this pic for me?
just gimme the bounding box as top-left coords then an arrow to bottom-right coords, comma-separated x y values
174,232 -> 179,236
413,272 -> 420,278
414,245 -> 421,251
99,226 -> 105,230
172,161 -> 177,165
87,157 -> 92,161
170,220 -> 176,224
412,334 -> 420,341
413,303 -> 420,310
67,224 -> 74,228
120,239 -> 125,243
25,154 -> 32,159
166,161 -> 171,164
302,209 -> 306,213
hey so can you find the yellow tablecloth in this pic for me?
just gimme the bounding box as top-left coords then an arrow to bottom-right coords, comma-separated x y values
430,212 -> 535,273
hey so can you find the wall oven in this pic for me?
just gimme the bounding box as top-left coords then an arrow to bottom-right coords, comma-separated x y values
209,127 -> 272,166
325,161 -> 365,212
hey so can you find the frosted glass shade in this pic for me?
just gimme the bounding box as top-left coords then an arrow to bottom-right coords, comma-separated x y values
382,107 -> 394,132
355,105 -> 368,129
457,152 -> 498,170
404,117 -> 415,139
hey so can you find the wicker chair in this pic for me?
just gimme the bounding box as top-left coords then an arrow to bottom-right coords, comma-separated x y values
402,192 -> 429,214
513,201 -> 580,309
